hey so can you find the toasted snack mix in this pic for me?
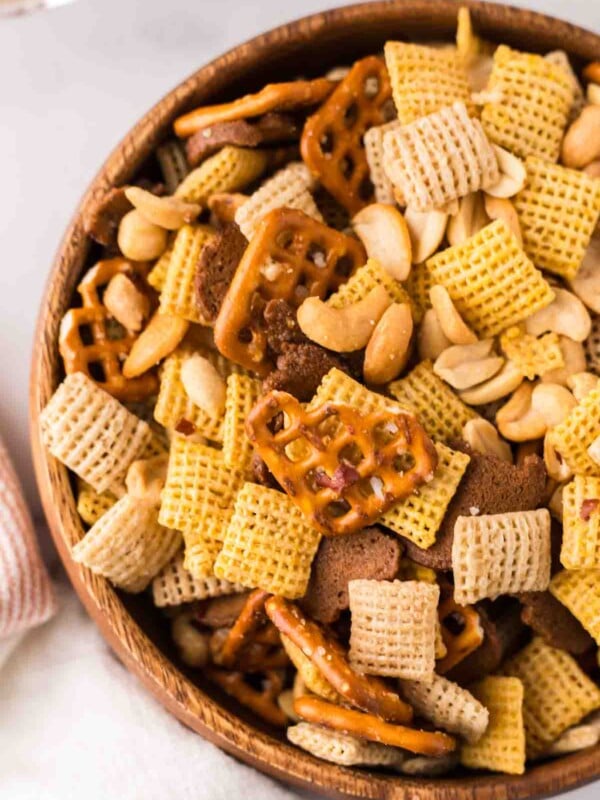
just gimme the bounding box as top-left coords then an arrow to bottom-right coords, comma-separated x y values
560,476 -> 600,568
550,570 -> 600,646
460,677 -> 526,775
426,220 -> 555,339
43,7 -> 600,779
214,483 -> 322,599
481,45 -> 574,162
384,42 -> 473,124
72,495 -> 181,592
382,103 -> 499,212
348,579 -> 439,680
401,674 -> 489,744
514,157 -> 600,281
452,509 -> 552,604
287,722 -> 403,768
502,637 -> 600,757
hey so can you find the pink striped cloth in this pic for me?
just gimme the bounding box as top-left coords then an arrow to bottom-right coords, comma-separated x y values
0,434 -> 56,638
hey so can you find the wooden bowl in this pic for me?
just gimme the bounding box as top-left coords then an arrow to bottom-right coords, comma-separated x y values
30,2 -> 600,797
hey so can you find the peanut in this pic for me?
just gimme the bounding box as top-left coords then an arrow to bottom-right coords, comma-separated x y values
117,209 -> 168,261
587,83 -> 600,105
125,454 -> 169,506
208,192 -> 249,224
583,160 -> 600,179
433,339 -> 504,390
352,204 -> 412,281
561,105 -> 600,169
446,192 -> 489,247
459,360 -> 524,405
404,207 -> 448,264
462,417 -> 513,462
103,272 -> 150,333
525,288 -> 591,342
124,186 -> 200,230
429,285 -> 477,345
496,382 -> 547,442
548,481 -> 565,521
363,303 -> 413,384
417,308 -> 451,361
297,286 -> 391,352
543,435 -> 573,482
485,145 -> 527,198
569,234 -> 600,314
123,312 -> 189,378
540,336 -> 587,386
531,383 -> 577,428
483,195 -> 523,246
567,371 -> 600,401
171,612 -> 210,668
180,353 -> 226,418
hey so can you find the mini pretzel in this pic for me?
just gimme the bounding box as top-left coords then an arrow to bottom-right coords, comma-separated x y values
174,78 -> 337,138
59,258 -> 158,402
206,667 -> 287,727
215,588 -> 270,668
213,208 -> 365,375
247,391 -> 438,535
265,595 -> 413,723
301,56 -> 394,214
436,591 -> 484,674
293,696 -> 457,756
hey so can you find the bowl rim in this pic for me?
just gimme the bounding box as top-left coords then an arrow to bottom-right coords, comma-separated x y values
30,2 -> 600,798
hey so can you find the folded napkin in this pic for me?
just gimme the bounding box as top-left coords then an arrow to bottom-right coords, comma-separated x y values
0,434 -> 56,641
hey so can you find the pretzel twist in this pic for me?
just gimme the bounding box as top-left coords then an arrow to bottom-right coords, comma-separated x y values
206,667 -> 287,727
293,696 -> 457,756
247,391 -> 438,535
436,592 -> 484,674
265,595 -> 413,723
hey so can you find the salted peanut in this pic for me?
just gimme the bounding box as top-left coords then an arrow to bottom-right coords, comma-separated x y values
417,308 -> 451,361
548,481 -> 565,521
278,689 -> 300,722
404,207 -> 448,264
544,435 -> 573,483
541,337 -> 587,386
429,285 -> 477,345
124,186 -> 200,230
496,382 -> 547,442
570,235 -> 600,314
207,192 -> 249,224
125,454 -> 169,506
567,371 -> 600,401
531,383 -> 577,428
433,339 -> 504,390
462,418 -> 513,463
352,204 -> 412,281
588,84 -> 600,105
297,286 -> 391,352
103,272 -> 151,333
171,612 -> 210,668
583,160 -> 600,179
561,105 -> 600,169
483,195 -> 523,246
588,434 -> 600,466
117,209 -> 168,261
484,145 -> 527,199
123,311 -> 189,378
364,303 -> 413,384
525,289 -> 591,342
460,360 -> 524,406
446,192 -> 489,247
180,353 -> 226,418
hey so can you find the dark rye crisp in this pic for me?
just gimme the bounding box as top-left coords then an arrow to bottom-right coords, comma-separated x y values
83,187 -> 133,247
300,527 -> 402,624
518,591 -> 594,655
194,223 -> 248,322
263,343 -> 346,402
401,445 -> 547,571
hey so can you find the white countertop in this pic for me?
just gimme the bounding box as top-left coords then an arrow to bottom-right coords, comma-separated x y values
1,1 -> 599,797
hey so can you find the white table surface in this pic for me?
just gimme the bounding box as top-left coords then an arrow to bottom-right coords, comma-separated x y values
1,0 -> 599,797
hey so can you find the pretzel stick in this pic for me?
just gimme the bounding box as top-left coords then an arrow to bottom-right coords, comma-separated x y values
216,588 -> 271,668
293,696 -> 456,756
265,596 -> 413,723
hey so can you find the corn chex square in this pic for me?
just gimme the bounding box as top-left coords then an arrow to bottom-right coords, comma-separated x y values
287,723 -> 403,768
348,579 -> 439,680
452,509 -> 551,605
499,327 -> 564,380
502,637 -> 600,757
40,372 -> 152,495
147,236 -> 175,292
382,103 -> 499,213
151,551 -> 243,607
214,482 -> 322,599
460,676 -> 526,775
327,258 -> 414,317
174,145 -> 268,204
547,387 -> 600,476
389,360 -> 477,443
481,45 -> 574,162
76,480 -> 117,526
514,157 -> 600,281
402,673 -> 489,744
310,367 -> 406,415
426,220 -> 555,338
379,442 -> 470,549
72,495 -> 181,593
222,373 -> 262,474
550,569 -> 600,645
560,476 -> 600,569
159,224 -> 215,323
364,120 -> 403,205
384,42 -> 473,124
404,260 -> 435,321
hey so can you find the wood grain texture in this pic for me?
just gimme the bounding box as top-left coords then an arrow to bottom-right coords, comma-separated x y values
29,2 -> 600,798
